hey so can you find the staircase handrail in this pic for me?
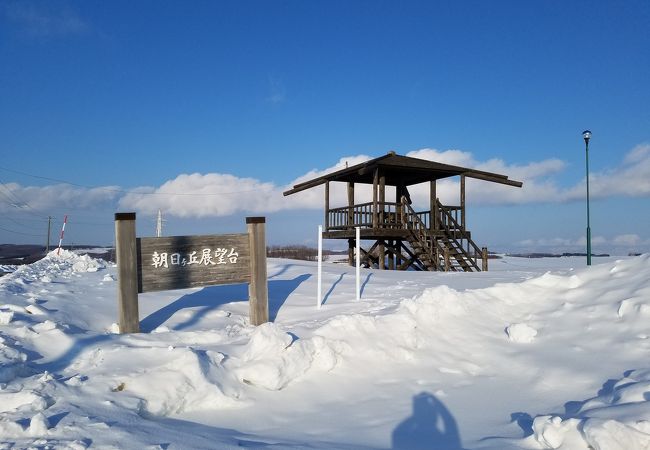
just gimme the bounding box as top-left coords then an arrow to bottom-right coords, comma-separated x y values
436,199 -> 483,257
401,196 -> 445,270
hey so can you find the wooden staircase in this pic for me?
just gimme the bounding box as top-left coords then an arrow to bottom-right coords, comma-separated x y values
402,197 -> 483,272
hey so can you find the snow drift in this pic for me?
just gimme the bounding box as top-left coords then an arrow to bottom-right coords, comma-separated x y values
0,250 -> 648,449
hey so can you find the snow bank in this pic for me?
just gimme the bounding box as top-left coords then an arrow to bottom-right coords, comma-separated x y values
234,323 -> 342,390
532,368 -> 650,450
0,252 -> 649,449
0,249 -> 106,296
0,336 -> 28,383
47,249 -> 105,272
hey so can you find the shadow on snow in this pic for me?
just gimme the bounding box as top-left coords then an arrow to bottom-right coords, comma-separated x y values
392,392 -> 464,450
141,272 -> 311,330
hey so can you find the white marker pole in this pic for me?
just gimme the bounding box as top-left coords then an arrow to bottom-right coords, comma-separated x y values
356,226 -> 361,300
57,215 -> 68,256
317,225 -> 323,309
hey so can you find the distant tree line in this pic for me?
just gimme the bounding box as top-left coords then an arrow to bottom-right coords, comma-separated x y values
266,245 -> 321,261
265,245 -> 346,261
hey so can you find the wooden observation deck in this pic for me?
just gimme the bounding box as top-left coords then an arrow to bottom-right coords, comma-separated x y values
284,152 -> 522,271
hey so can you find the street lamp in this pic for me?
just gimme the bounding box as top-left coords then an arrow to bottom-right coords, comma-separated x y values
582,130 -> 592,265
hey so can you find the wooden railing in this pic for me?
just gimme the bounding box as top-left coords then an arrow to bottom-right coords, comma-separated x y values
328,202 -> 454,232
435,199 -> 482,270
401,199 -> 443,270
328,202 -> 409,230
327,200 -> 466,237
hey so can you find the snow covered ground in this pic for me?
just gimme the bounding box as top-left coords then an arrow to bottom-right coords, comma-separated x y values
1,250 -> 649,449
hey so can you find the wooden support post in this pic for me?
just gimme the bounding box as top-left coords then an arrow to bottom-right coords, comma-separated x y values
372,168 -> 379,229
444,247 -> 451,272
388,240 -> 395,270
379,172 -> 386,229
247,217 -> 268,326
115,213 -> 140,334
460,175 -> 466,231
348,238 -> 354,266
395,185 -> 402,228
482,247 -> 488,272
378,239 -> 385,270
347,182 -> 354,228
324,180 -> 330,231
431,180 -> 438,231
396,239 -> 402,267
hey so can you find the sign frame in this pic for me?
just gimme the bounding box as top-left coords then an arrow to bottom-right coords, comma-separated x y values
115,213 -> 268,333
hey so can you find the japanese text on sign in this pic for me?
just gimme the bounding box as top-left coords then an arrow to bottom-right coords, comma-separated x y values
151,248 -> 239,269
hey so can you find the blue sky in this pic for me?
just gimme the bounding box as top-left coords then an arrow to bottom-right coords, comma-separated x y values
1,0 -> 649,254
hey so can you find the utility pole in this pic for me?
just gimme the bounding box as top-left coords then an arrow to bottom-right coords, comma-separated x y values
46,216 -> 52,253
156,209 -> 164,237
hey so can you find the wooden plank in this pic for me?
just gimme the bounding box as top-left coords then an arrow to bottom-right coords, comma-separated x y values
372,168 -> 378,229
325,180 -> 330,231
247,217 -> 268,326
379,171 -> 386,228
347,182 -> 354,227
460,175 -> 466,231
115,213 -> 140,333
348,238 -> 354,266
137,234 -> 250,293
431,180 -> 438,231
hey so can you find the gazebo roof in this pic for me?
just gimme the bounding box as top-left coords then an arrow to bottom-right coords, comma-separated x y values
283,152 -> 522,196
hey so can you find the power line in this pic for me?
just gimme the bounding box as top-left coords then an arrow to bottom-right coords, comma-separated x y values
0,224 -> 43,237
0,165 -> 260,197
0,176 -> 50,219
0,215 -> 46,229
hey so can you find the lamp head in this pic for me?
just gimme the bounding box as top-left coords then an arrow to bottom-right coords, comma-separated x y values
582,130 -> 592,143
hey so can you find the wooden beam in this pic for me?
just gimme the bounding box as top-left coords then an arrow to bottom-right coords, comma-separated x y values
347,181 -> 354,228
430,180 -> 437,231
325,180 -> 330,231
460,175 -> 466,231
464,172 -> 523,187
372,168 -> 379,229
348,238 -> 354,266
396,239 -> 402,267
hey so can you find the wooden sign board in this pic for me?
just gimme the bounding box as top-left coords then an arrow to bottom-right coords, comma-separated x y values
115,213 -> 268,333
137,234 -> 251,293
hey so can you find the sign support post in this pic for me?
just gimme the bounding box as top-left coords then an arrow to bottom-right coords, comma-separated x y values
115,213 -> 140,333
247,217 -> 268,326
115,213 -> 268,333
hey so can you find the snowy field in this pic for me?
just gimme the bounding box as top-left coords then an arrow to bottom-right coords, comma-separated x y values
1,251 -> 649,449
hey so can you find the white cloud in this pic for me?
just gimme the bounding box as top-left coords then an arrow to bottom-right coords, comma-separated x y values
4,143 -> 649,222
0,182 -> 118,213
514,233 -> 647,254
612,234 -> 641,246
118,173 -> 288,218
106,143 -> 650,218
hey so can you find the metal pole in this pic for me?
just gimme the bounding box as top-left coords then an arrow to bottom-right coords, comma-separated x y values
356,226 -> 360,301
317,225 -> 322,309
585,136 -> 592,266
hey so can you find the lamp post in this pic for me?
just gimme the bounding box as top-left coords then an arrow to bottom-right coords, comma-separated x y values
582,130 -> 592,266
